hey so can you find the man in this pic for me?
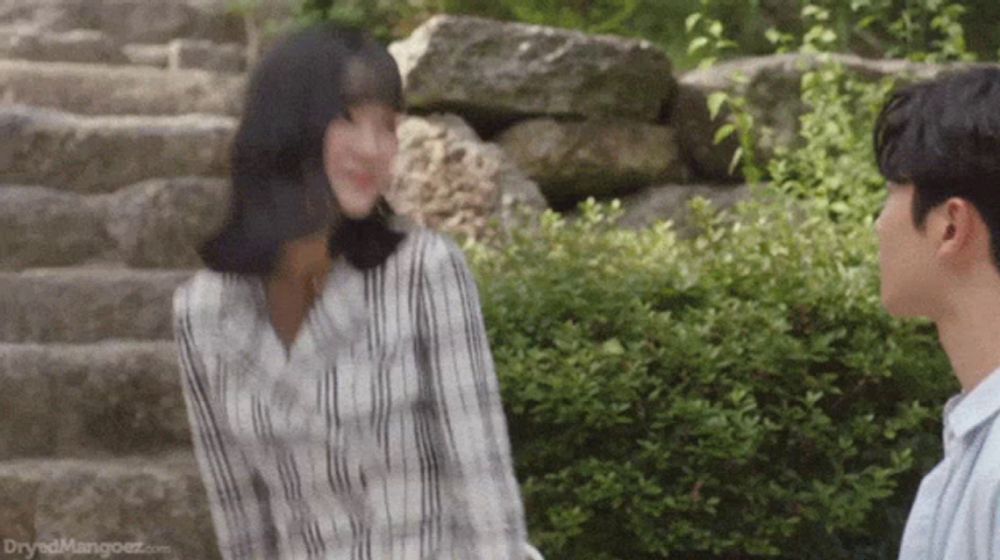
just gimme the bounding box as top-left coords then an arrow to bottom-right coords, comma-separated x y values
873,66 -> 1000,559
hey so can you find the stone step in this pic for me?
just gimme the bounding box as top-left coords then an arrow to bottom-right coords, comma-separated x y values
0,451 -> 221,559
0,28 -> 127,64
0,185 -> 113,270
0,341 -> 188,458
0,267 -> 194,343
0,59 -> 244,115
0,27 -> 246,72
121,42 -> 169,68
164,38 -> 245,73
0,105 -> 235,193
0,0 -> 243,45
0,179 -> 228,270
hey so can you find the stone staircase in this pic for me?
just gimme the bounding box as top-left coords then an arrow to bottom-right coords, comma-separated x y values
0,1 -> 253,557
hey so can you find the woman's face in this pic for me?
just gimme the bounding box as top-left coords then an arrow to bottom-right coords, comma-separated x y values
323,102 -> 400,219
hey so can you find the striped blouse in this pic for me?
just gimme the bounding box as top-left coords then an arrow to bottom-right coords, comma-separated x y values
171,227 -> 528,559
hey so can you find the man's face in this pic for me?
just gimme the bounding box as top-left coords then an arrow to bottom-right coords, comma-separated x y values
875,182 -> 944,318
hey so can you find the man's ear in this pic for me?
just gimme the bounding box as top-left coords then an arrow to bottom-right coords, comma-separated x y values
937,197 -> 982,265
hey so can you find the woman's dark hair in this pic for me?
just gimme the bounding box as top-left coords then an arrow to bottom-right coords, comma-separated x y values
198,22 -> 406,275
874,66 -> 1000,268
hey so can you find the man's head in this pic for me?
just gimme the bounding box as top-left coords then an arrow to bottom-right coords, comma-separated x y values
873,67 -> 1000,318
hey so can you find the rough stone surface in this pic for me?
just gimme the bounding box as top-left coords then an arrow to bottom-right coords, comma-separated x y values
0,186 -> 114,270
0,59 -> 245,116
0,341 -> 186,458
0,28 -> 126,64
389,15 -> 674,128
122,43 -> 169,67
0,0 -> 243,45
0,453 -> 220,559
672,53 -> 980,181
496,117 -> 688,206
168,38 -> 244,73
0,179 -> 229,269
617,182 -> 751,233
671,80 -> 744,183
389,113 -> 547,241
0,105 -> 236,193
0,268 -> 193,343
101,177 -> 230,268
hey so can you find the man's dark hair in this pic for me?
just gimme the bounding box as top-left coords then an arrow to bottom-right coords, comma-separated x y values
198,22 -> 406,275
874,66 -> 1000,268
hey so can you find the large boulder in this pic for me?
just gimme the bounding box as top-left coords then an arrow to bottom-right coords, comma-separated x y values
496,117 -> 687,206
388,113 -> 547,242
672,53 -> 960,182
389,15 -> 674,130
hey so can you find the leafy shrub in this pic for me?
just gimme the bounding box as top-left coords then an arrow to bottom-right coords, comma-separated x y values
296,0 -> 1000,68
468,198 -> 953,559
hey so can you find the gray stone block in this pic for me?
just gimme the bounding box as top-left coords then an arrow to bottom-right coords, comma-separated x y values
0,452 -> 221,559
102,177 -> 230,268
0,186 -> 113,270
0,341 -> 187,458
390,15 -> 675,128
497,117 -> 688,206
122,43 -> 169,68
0,105 -> 235,193
167,38 -> 244,73
0,28 -> 126,64
0,59 -> 245,116
0,0 -> 242,45
0,268 -> 194,343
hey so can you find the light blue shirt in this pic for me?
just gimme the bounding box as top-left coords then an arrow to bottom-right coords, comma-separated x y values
898,366 -> 1000,560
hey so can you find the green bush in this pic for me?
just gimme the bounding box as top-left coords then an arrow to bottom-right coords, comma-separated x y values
295,0 -> 1000,69
468,197 -> 953,559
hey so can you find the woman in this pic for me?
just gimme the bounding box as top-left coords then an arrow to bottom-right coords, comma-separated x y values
172,23 -> 531,559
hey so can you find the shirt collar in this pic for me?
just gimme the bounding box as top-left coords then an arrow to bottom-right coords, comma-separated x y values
945,365 -> 1000,440
216,259 -> 370,372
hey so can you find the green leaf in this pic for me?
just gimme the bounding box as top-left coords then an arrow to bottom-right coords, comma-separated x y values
685,12 -> 703,33
714,123 -> 737,144
728,146 -> 744,174
688,36 -> 709,54
707,91 -> 728,120
709,20 -> 723,38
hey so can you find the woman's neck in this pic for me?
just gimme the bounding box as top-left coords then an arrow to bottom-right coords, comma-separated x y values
269,229 -> 334,290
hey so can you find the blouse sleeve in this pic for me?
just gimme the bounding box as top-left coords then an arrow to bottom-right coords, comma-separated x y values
173,281 -> 271,560
416,233 -> 529,558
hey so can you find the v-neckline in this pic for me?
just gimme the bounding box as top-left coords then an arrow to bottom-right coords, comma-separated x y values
255,269 -> 335,369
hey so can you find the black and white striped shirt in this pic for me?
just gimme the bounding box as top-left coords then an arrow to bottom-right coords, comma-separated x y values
172,228 -> 528,559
